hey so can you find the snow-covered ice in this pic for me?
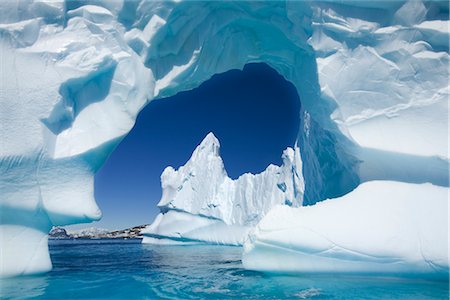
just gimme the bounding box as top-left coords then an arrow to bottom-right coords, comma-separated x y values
142,133 -> 304,245
243,181 -> 449,278
1,0 -> 448,276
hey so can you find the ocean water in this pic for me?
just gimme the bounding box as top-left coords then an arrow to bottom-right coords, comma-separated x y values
1,239 -> 448,299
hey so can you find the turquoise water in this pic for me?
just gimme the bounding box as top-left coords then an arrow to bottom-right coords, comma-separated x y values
1,239 -> 448,299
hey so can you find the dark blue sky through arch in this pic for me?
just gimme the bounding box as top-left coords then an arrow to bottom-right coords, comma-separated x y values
87,63 -> 300,230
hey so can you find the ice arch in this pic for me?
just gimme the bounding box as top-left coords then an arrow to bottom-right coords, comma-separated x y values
1,1 -> 448,276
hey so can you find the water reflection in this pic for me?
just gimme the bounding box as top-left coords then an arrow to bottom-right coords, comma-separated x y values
1,240 -> 448,299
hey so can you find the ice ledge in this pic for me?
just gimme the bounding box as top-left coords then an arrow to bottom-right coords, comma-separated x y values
242,181 -> 449,278
142,210 -> 249,246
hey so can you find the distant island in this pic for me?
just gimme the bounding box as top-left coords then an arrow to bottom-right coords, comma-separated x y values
49,225 -> 149,239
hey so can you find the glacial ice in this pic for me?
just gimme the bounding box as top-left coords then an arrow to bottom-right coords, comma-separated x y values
243,181 -> 449,278
1,0 -> 448,276
142,133 -> 304,245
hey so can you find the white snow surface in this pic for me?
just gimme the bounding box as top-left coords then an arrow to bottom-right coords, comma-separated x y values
142,133 -> 304,245
1,0 -> 448,276
243,181 -> 449,278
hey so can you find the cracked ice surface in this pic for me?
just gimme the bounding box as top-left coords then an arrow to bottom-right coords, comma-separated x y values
0,0 -> 448,276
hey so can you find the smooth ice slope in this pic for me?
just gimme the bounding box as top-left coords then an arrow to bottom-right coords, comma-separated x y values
243,181 -> 449,278
142,133 -> 304,245
1,0 -> 448,276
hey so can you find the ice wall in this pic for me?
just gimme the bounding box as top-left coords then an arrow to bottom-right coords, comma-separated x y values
142,133 -> 304,245
0,1 -> 153,276
1,0 -> 448,276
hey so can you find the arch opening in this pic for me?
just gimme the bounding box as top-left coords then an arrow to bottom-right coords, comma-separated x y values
92,63 -> 301,229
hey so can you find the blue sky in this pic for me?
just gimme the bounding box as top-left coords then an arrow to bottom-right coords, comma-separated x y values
76,63 -> 300,230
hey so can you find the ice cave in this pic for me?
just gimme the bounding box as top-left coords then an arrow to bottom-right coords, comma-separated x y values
0,0 -> 448,278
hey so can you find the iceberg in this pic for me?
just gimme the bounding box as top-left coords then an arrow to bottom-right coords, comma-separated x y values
1,0 -> 448,276
243,181 -> 449,278
142,133 -> 303,245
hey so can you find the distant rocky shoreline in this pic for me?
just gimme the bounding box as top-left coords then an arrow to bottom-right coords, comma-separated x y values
49,225 -> 149,239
